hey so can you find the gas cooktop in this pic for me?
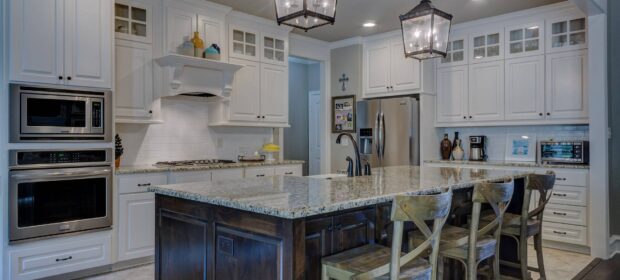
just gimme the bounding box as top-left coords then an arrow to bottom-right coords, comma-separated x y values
154,159 -> 235,167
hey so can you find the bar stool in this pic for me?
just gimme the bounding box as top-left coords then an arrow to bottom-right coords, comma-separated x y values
480,172 -> 555,280
410,179 -> 514,280
321,189 -> 453,280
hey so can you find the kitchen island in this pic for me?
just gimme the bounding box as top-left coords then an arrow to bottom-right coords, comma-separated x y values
149,166 -> 530,280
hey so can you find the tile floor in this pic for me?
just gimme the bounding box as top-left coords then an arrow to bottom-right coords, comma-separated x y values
81,246 -> 594,280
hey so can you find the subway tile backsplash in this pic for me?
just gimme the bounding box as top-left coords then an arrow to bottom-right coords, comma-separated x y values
439,125 -> 589,161
116,98 -> 273,166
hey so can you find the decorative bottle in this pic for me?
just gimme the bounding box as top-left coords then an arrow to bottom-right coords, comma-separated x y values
191,32 -> 204,58
451,132 -> 464,161
440,134 -> 452,160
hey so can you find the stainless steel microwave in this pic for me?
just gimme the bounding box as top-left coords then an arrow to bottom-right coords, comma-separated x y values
539,140 -> 589,165
10,84 -> 112,142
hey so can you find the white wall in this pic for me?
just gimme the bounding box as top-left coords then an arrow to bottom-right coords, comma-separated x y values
437,125 -> 589,161
116,98 -> 273,165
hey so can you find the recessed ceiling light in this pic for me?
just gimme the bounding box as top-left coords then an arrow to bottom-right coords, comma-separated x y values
363,22 -> 376,27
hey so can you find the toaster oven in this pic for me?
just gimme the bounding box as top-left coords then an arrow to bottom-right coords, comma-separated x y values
539,141 -> 589,165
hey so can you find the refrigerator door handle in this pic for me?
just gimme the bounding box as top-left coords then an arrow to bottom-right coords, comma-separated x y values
375,111 -> 381,158
380,112 -> 386,158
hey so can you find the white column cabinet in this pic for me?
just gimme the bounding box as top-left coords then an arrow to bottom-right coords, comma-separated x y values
229,58 -> 261,121
468,60 -> 504,121
436,66 -> 469,123
505,55 -> 545,120
545,50 -> 588,119
10,0 -> 112,89
260,63 -> 288,123
117,192 -> 155,261
363,39 -> 391,95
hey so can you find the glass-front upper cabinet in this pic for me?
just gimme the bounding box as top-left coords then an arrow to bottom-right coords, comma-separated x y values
115,1 -> 151,43
546,16 -> 587,53
439,37 -> 467,67
470,30 -> 503,63
261,33 -> 288,66
229,25 -> 259,61
505,22 -> 544,58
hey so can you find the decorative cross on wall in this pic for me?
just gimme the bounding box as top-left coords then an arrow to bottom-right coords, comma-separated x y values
339,73 -> 349,91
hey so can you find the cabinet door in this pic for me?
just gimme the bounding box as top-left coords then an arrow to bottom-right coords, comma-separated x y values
261,32 -> 288,66
211,168 -> 244,181
436,66 -> 469,123
304,217 -> 334,280
198,14 -> 225,59
505,56 -> 545,120
468,60 -> 504,121
545,50 -> 588,119
274,165 -> 302,176
229,58 -> 261,121
118,192 -> 155,261
165,7 -> 196,54
332,209 -> 375,253
470,30 -> 503,63
505,22 -> 544,58
10,0 -> 64,85
244,167 -> 276,178
115,41 -> 154,118
546,16 -> 587,53
363,39 -> 391,96
390,37 -> 420,92
260,64 -> 289,123
229,24 -> 259,61
64,0 -> 112,88
114,1 -> 152,43
438,37 -> 468,67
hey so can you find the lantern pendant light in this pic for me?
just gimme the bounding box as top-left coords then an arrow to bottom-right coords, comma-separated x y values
399,0 -> 453,60
274,0 -> 337,31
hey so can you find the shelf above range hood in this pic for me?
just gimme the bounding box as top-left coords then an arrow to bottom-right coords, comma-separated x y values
156,54 -> 243,98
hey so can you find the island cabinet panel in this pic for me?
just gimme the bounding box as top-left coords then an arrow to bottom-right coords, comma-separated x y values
332,209 -> 376,252
304,217 -> 333,280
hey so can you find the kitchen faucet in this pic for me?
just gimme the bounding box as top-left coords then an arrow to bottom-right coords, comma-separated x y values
336,133 -> 363,176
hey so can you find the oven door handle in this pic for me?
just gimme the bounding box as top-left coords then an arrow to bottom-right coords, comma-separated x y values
10,168 -> 112,180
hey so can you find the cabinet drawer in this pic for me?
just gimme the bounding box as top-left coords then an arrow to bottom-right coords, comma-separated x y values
549,170 -> 588,187
542,222 -> 588,246
168,171 -> 212,184
549,185 -> 587,206
212,168 -> 244,181
543,204 -> 587,226
244,167 -> 275,178
275,165 -> 302,176
118,173 -> 168,194
10,232 -> 112,280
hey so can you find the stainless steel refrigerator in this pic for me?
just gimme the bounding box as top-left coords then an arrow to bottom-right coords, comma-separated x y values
356,96 -> 420,167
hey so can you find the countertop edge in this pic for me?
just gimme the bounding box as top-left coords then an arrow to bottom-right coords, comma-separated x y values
423,160 -> 589,170
115,160 -> 306,175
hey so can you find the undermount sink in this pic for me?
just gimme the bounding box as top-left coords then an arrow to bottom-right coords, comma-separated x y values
306,174 -> 348,179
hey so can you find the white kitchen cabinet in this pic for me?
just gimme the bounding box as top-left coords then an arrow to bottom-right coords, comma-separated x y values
275,165 -> 302,176
229,24 -> 260,61
165,5 -> 225,58
505,55 -> 545,120
244,167 -> 276,178
114,0 -> 152,43
363,36 -> 427,98
229,58 -> 261,121
438,36 -> 468,67
260,63 -> 288,123
117,192 -> 155,262
470,29 -> 503,63
436,66 -> 469,123
212,168 -> 244,181
115,40 -> 156,120
505,21 -> 544,58
117,173 -> 168,194
545,50 -> 588,119
198,15 -> 227,60
546,16 -> 587,53
261,32 -> 288,66
10,0 -> 112,89
468,60 -> 504,121
165,7 -> 195,54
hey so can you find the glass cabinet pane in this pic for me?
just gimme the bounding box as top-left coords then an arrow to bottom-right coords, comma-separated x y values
525,27 -> 539,39
264,49 -> 274,60
233,42 -> 244,54
233,30 -> 244,42
487,45 -> 500,56
452,51 -> 464,62
132,23 -> 146,37
115,4 -> 129,18
474,47 -> 485,58
264,37 -> 274,48
131,7 -> 146,22
570,18 -> 586,31
245,33 -> 256,44
552,21 -> 567,34
524,39 -> 539,51
474,36 -> 485,47
510,30 -> 523,42
115,19 -> 129,34
510,42 -> 523,53
552,35 -> 567,48
275,39 -> 285,50
441,54 -> 452,63
487,33 -> 500,45
275,51 -> 284,61
245,45 -> 256,56
569,32 -> 586,45
452,40 -> 463,50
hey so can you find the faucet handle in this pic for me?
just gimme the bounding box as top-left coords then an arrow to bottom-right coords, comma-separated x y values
346,156 -> 354,177
364,160 -> 372,176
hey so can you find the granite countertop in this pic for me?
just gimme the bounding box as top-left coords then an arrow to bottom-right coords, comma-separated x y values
148,165 -> 530,219
115,160 -> 305,175
424,159 -> 589,170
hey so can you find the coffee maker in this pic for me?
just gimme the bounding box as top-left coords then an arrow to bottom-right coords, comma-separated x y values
469,136 -> 487,161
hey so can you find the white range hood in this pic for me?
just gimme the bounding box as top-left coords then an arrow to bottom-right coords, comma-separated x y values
156,54 -> 243,98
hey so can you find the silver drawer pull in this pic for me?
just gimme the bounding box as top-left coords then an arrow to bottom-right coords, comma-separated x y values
552,211 -> 567,216
56,256 -> 72,262
556,178 -> 567,181
552,193 -> 567,197
137,183 -> 151,187
284,172 -> 293,175
552,230 -> 567,235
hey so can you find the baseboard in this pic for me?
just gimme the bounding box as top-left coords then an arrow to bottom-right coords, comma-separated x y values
610,235 -> 620,258
44,256 -> 154,280
540,240 -> 591,255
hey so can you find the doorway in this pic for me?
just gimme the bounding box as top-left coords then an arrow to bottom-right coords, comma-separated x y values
284,56 -> 321,176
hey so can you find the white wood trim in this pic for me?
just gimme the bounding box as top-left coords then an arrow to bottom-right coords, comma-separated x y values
610,235 -> 620,258
1,0 -> 7,278
434,118 -> 589,128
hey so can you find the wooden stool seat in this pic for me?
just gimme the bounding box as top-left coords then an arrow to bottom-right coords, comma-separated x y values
322,244 -> 432,280
411,225 -> 497,261
481,213 -> 541,236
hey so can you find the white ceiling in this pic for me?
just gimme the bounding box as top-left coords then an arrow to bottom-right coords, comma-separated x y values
208,0 -> 566,42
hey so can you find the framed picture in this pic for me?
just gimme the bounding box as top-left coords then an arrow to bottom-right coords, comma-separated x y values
505,133 -> 537,162
332,95 -> 356,133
